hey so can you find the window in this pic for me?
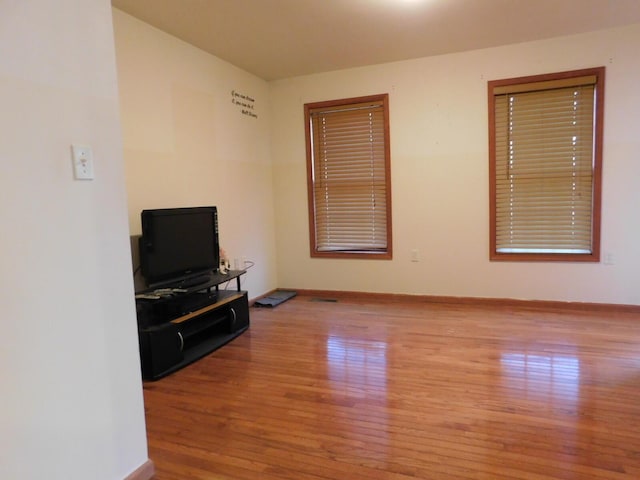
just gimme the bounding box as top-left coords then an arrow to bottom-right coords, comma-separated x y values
305,94 -> 392,259
488,67 -> 604,262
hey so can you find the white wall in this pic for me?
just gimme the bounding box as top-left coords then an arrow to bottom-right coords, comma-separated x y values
270,24 -> 640,305
112,10 -> 277,298
0,1 -> 149,480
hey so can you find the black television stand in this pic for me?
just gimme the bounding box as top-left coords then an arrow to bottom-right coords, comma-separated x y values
135,269 -> 249,380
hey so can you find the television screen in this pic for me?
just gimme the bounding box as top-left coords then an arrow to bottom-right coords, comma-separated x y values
140,206 -> 220,287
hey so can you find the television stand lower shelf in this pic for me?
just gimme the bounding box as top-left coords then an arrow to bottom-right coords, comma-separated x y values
136,289 -> 249,380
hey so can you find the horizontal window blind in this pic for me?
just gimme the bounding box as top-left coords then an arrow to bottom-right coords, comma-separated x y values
308,99 -> 389,253
493,78 -> 597,254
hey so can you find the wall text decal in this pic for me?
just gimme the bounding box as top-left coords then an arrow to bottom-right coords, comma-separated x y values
231,90 -> 257,118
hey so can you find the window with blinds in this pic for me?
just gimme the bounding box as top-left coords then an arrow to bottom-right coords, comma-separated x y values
488,67 -> 604,262
304,94 -> 392,259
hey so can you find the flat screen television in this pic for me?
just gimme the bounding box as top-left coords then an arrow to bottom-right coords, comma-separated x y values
139,206 -> 220,288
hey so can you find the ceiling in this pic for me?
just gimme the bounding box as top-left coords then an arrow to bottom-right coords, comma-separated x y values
111,0 -> 640,81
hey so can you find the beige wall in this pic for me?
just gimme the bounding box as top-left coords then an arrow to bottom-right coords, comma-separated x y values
0,2 -> 149,479
113,10 -> 277,298
112,9 -> 640,306
270,24 -> 640,305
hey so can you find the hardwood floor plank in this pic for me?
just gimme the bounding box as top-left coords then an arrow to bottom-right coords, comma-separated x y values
144,295 -> 640,479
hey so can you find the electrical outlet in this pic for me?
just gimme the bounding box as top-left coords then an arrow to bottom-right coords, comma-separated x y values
411,249 -> 420,262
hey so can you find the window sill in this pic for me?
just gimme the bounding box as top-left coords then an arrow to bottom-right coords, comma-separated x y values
311,250 -> 392,260
490,252 -> 600,262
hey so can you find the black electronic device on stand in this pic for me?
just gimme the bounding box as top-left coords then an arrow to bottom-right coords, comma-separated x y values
134,206 -> 249,380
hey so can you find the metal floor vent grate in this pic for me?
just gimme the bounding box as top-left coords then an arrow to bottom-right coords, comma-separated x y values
310,298 -> 338,303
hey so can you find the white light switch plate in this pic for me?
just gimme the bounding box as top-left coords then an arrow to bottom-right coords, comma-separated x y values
71,144 -> 94,180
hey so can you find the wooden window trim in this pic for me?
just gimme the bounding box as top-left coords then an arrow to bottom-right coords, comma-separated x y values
305,94 -> 393,260
488,67 -> 605,262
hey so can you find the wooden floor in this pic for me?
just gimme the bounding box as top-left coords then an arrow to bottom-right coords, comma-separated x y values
143,294 -> 640,479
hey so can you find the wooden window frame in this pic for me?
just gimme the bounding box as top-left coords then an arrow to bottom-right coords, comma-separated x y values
488,67 -> 605,262
305,94 -> 392,259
